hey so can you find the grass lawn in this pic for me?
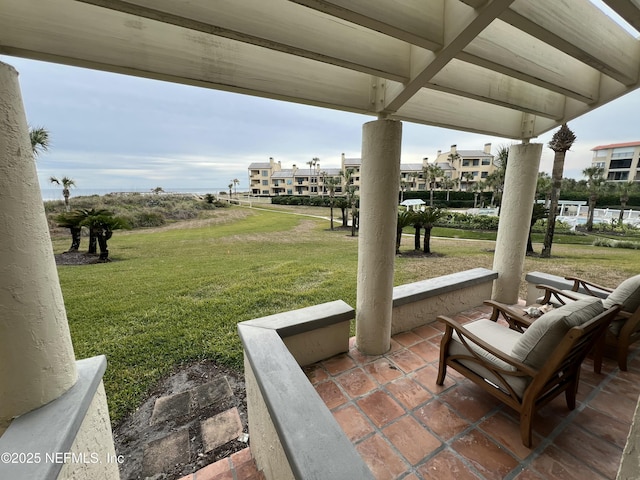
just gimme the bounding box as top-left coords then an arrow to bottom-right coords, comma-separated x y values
53,205 -> 640,425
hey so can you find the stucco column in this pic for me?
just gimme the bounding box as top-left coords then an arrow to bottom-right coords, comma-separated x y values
0,61 -> 77,428
355,119 -> 402,355
492,142 -> 542,303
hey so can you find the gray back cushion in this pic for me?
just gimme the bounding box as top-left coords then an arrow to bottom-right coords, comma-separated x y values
603,274 -> 640,313
511,297 -> 603,369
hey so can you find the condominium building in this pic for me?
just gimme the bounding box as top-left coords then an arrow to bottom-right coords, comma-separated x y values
432,144 -> 496,190
248,143 -> 495,196
591,142 -> 640,182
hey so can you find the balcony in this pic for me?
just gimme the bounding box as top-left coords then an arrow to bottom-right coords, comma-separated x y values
236,269 -> 640,480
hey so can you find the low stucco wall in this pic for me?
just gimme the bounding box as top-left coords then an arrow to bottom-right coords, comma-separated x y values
391,268 -> 498,334
57,381 -> 119,480
0,356 -> 118,480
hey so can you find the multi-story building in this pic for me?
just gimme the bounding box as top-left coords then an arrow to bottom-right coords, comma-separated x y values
248,143 -> 495,196
591,142 -> 640,182
432,144 -> 496,190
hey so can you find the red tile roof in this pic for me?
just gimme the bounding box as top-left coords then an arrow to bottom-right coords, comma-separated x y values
591,141 -> 640,151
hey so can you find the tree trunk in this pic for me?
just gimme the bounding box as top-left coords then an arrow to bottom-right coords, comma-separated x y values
541,150 -> 566,258
619,200 -> 627,223
330,203 -> 334,230
423,226 -> 432,254
67,226 -> 81,252
396,227 -> 402,254
526,228 -> 535,254
351,203 -> 357,236
586,196 -> 596,231
97,227 -> 112,262
429,187 -> 434,207
88,228 -> 97,254
341,206 -> 348,227
414,226 -> 421,250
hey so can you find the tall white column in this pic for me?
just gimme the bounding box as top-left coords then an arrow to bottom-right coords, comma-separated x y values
492,142 -> 542,303
355,119 -> 402,355
0,61 -> 77,427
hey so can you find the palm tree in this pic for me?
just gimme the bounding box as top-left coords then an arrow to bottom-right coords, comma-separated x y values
322,172 -> 342,230
29,126 -> 50,158
228,183 -> 233,198
396,209 -> 413,254
616,181 -> 634,223
50,176 -> 76,212
233,178 -> 240,197
417,207 -> 445,253
541,123 -> 576,258
583,166 -> 605,231
536,172 -> 552,205
527,203 -> 549,255
411,210 -> 423,250
343,168 -> 358,236
55,211 -> 84,252
442,177 -> 456,203
423,163 -> 444,206
461,172 -> 474,191
472,181 -> 485,208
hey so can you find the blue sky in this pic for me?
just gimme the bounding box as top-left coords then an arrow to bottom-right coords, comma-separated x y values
3,51 -> 640,193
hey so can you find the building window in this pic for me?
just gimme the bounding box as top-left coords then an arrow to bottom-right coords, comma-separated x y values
262,190 -> 269,195
482,159 -> 491,165
311,186 -> 318,193
262,170 -> 269,176
286,179 -> 293,185
262,180 -> 268,186
287,189 -> 293,195
472,171 -> 479,177
608,171 -> 629,181
462,160 -> 470,167
481,171 -> 488,178
610,159 -> 632,169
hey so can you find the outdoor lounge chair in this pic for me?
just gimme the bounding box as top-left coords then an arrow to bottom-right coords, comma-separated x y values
436,297 -> 620,447
536,274 -> 640,372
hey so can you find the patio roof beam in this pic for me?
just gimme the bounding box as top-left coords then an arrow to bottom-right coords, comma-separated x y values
602,0 -> 640,34
76,0 -> 412,83
383,0 -> 516,114
289,0 -> 444,51
502,0 -> 640,86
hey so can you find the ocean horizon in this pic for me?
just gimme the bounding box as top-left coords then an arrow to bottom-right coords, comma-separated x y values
40,186 -> 233,202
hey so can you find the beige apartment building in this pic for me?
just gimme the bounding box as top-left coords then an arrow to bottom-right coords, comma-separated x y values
248,144 -> 496,196
591,141 -> 640,182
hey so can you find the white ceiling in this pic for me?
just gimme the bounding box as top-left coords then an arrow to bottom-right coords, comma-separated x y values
1,0 -> 639,140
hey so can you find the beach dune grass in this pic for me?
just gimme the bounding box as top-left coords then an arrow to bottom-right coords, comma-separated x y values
52,206 -> 640,425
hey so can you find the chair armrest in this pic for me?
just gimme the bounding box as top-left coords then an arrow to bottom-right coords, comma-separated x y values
564,276 -> 613,294
484,300 -> 533,332
535,284 -> 582,306
437,315 -> 537,377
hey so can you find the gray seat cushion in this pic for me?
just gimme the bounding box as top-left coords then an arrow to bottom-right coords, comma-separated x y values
511,297 -> 603,369
603,274 -> 640,313
449,319 -> 529,397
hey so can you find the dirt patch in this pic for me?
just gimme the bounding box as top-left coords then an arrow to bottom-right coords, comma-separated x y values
55,251 -> 103,265
113,360 -> 247,480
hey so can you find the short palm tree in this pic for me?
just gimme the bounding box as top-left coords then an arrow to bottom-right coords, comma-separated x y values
541,123 -> 576,258
423,163 -> 444,206
583,166 -> 605,231
616,181 -> 634,223
29,126 -> 50,158
233,178 -> 240,197
462,172 -> 474,191
50,176 -> 76,212
417,207 -> 445,253
322,172 -> 342,230
396,209 -> 413,254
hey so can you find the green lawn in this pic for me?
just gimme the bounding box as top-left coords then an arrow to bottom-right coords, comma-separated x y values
54,206 -> 640,425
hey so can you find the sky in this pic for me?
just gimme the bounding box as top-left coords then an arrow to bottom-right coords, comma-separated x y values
3,15 -> 640,194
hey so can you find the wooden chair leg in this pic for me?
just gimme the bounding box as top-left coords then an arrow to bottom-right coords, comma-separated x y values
618,337 -> 629,371
436,361 -> 446,385
593,336 -> 605,374
520,410 -> 533,448
565,379 -> 578,410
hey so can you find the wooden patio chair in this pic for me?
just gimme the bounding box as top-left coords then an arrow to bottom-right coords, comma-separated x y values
436,297 -> 620,447
536,274 -> 640,372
